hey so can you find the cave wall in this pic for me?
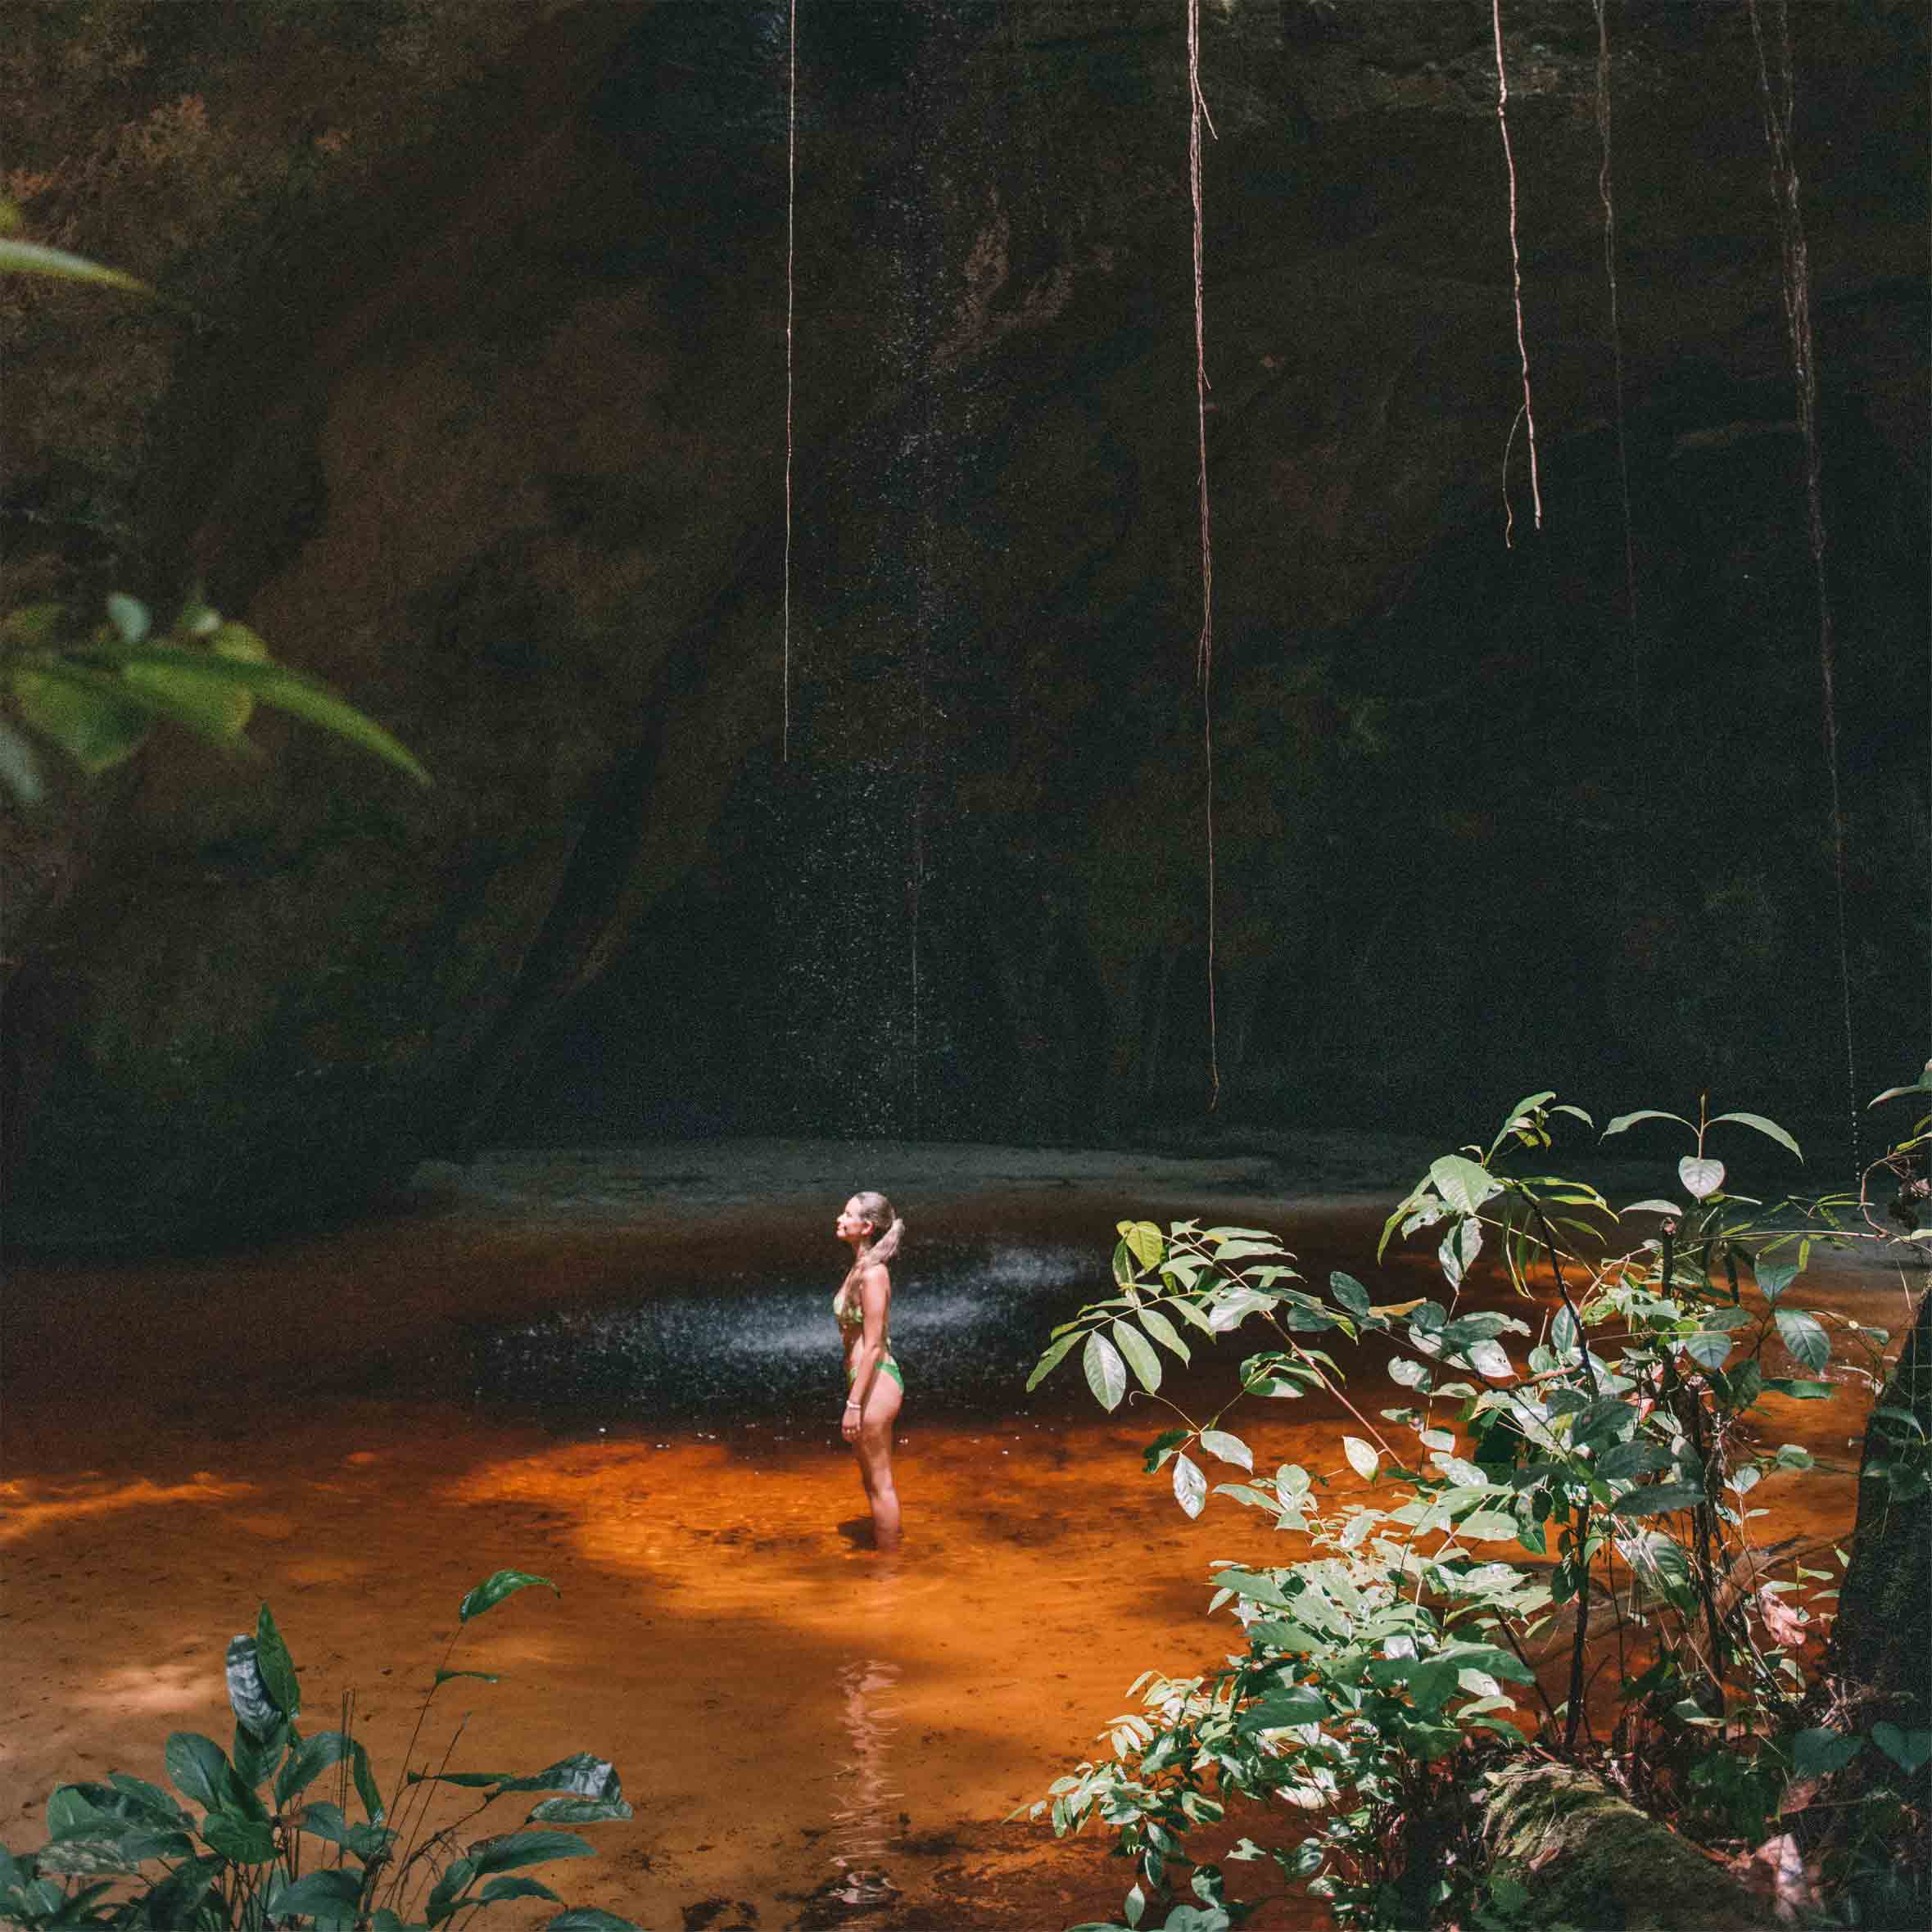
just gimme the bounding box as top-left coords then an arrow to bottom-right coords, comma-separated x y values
2,0 -> 1926,1245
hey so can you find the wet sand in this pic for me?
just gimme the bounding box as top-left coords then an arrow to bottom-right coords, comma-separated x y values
0,1139 -> 1890,1929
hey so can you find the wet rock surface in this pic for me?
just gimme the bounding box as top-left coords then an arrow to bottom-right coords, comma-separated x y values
3,1 -> 1925,1247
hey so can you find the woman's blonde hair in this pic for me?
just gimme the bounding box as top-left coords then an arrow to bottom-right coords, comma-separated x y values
848,1190 -> 904,1267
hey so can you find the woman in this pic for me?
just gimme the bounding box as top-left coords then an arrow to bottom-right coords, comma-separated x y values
834,1191 -> 904,1550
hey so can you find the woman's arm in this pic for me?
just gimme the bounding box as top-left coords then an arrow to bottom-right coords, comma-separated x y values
843,1263 -> 891,1432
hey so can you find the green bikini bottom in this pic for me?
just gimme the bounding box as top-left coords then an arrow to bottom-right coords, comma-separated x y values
848,1354 -> 905,1393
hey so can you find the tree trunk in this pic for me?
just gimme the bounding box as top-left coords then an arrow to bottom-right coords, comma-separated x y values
1481,1762 -> 1773,1930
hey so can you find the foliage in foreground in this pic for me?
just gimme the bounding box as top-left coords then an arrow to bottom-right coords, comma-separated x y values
0,1569 -> 640,1932
1027,1078 -> 1932,1931
0,195 -> 428,806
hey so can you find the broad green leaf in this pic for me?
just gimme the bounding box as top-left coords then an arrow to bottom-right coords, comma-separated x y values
201,1812 -> 277,1864
1709,1112 -> 1803,1161
487,1755 -> 620,1799
1775,1308 -> 1830,1373
1680,1156 -> 1725,1201
1619,1198 -> 1683,1218
0,719 -> 43,804
459,1570 -> 559,1624
33,1835 -> 144,1876
1137,1305 -> 1190,1364
1764,1377 -> 1832,1400
1141,1427 -> 1188,1474
1328,1271 -> 1371,1317
1604,1109 -> 1694,1138
1388,1355 -> 1431,1389
478,1877 -> 565,1904
1172,1451 -> 1206,1518
1682,1331 -> 1733,1370
1082,1330 -> 1128,1412
1464,1337 -> 1513,1380
1438,1218 -> 1482,1290
232,1716 -> 287,1791
1792,1726 -> 1863,1780
1237,1685 -> 1327,1731
11,665 -> 152,772
1429,1155 -> 1500,1217
0,235 -> 152,295
253,1605 -> 300,1722
1025,1328 -> 1080,1391
121,656 -> 253,740
1198,1430 -> 1252,1472
541,1912 -> 646,1931
165,1733 -> 238,1813
1454,1510 -> 1521,1541
1120,1221 -> 1165,1269
1610,1481 -> 1707,1518
468,1830 -> 596,1876
274,1871 -> 364,1916
527,1794 -> 632,1825
275,1729 -> 351,1808
1342,1437 -> 1379,1482
352,1740 -> 384,1825
1598,1440 -> 1673,1482
1869,1063 -> 1932,1106
224,1636 -> 280,1741
106,1773 -> 188,1829
1755,1260 -> 1799,1305
1111,1319 -> 1162,1394
1871,1723 -> 1932,1776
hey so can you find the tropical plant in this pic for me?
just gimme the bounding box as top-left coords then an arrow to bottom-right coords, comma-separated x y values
0,1569 -> 641,1932
0,196 -> 427,805
1024,1084 -> 1930,1930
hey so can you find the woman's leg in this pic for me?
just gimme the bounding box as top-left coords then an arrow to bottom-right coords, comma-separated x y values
854,1373 -> 903,1550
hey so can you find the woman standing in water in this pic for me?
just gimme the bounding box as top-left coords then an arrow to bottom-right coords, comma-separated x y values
834,1192 -> 903,1550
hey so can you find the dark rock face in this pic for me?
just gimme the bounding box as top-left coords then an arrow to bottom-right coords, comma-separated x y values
3,1 -> 1926,1246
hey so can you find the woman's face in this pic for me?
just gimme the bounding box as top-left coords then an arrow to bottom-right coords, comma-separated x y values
835,1197 -> 872,1244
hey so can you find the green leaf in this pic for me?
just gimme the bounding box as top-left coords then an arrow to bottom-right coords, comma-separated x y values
1342,1437 -> 1379,1482
1709,1112 -> 1803,1160
11,665 -> 152,772
1755,1260 -> 1799,1305
201,1812 -> 277,1864
428,1856 -> 479,1924
468,1831 -> 595,1876
1604,1109 -> 1695,1138
459,1571 -> 559,1624
232,1715 -> 287,1790
486,1755 -> 620,1799
0,235 -> 152,296
0,719 -> 44,804
1136,1305 -> 1191,1364
1025,1328 -> 1081,1391
224,1636 -> 280,1741
1198,1430 -> 1252,1472
1871,1723 -> 1932,1776
1683,1331 -> 1733,1370
541,1912 -> 645,1931
1619,1197 -> 1684,1218
120,656 -> 254,740
1328,1271 -> 1371,1318
1764,1377 -> 1833,1400
1792,1726 -> 1863,1780
1172,1451 -> 1206,1518
275,1730 -> 352,1808
1083,1331 -> 1129,1412
1680,1156 -> 1725,1201
165,1733 -> 242,1814
252,1605 -> 300,1722
433,1668 -> 501,1688
527,1794 -> 632,1825
478,1876 -> 564,1905
1111,1319 -> 1162,1395
1775,1308 -> 1830,1373
1611,1481 -> 1708,1518
352,1740 -> 384,1825
1120,1220 -> 1165,1269
1140,1427 -> 1188,1474
1238,1685 -> 1327,1731
1429,1155 -> 1500,1217
274,1871 -> 364,1916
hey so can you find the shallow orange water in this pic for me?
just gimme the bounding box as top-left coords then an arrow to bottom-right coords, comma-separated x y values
0,1178 -> 1891,1930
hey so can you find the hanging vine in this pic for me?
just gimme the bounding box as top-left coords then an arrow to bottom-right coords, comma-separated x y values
781,0 -> 798,760
1491,0 -> 1543,544
1188,0 -> 1220,1106
1592,0 -> 1640,720
1746,0 -> 1859,1170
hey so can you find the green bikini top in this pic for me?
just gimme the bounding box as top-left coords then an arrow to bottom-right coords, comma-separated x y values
834,1270 -> 889,1346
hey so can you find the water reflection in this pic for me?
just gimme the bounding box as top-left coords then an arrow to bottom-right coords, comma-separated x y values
827,1655 -> 903,1906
